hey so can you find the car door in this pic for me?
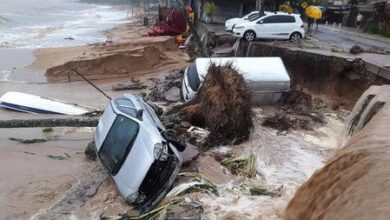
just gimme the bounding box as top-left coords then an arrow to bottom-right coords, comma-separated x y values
254,15 -> 279,39
274,15 -> 296,39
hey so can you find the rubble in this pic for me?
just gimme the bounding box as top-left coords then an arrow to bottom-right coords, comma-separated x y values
112,78 -> 147,91
147,71 -> 183,102
249,185 -> 283,197
350,44 -> 364,54
262,90 -> 325,131
9,137 -> 48,144
164,86 -> 181,102
262,109 -> 324,131
47,155 -> 68,160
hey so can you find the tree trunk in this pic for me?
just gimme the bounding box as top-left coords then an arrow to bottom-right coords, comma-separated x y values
0,117 -> 99,128
256,0 -> 264,13
179,0 -> 209,57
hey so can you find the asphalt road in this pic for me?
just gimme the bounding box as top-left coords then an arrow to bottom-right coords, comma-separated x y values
311,25 -> 390,51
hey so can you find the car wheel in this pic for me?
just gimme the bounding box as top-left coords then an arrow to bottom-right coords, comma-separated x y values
244,30 -> 256,41
290,32 -> 302,42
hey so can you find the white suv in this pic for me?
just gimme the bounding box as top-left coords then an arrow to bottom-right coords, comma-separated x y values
232,12 -> 305,41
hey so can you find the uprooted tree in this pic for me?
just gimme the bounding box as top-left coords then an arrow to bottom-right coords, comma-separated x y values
166,63 -> 253,148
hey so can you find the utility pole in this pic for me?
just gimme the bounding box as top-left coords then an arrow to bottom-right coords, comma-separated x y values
256,0 -> 264,13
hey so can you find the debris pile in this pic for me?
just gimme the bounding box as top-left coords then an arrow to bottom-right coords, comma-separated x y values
177,63 -> 253,148
112,78 -> 147,91
147,71 -> 183,102
220,154 -> 257,178
262,90 -> 325,131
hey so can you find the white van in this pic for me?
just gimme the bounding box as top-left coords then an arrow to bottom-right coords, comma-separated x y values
181,57 -> 290,105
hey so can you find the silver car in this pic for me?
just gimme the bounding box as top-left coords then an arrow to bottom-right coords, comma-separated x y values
94,93 -> 184,213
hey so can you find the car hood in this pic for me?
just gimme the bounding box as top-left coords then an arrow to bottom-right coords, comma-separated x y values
233,20 -> 251,27
225,18 -> 241,25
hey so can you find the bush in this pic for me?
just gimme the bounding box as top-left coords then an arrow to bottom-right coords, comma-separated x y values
205,2 -> 218,17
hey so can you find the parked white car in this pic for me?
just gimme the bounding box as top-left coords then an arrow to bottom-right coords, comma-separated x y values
181,57 -> 290,105
232,12 -> 305,41
94,93 -> 185,213
225,11 -> 259,32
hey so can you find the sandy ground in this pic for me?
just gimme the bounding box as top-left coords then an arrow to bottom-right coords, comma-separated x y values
0,18 -> 189,219
0,17 -> 348,220
0,127 -> 96,219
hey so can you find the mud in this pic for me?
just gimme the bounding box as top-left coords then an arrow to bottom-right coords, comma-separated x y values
285,85 -> 390,220
32,168 -> 107,220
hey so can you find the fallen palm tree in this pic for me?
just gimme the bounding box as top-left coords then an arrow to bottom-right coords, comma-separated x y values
222,154 -> 257,178
167,63 -> 253,148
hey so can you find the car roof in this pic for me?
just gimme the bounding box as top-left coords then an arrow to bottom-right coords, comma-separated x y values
264,11 -> 301,17
194,57 -> 290,82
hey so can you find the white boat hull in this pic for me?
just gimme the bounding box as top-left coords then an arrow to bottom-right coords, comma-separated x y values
0,91 -> 89,115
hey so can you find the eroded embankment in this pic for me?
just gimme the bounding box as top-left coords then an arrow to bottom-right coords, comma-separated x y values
239,42 -> 389,110
285,85 -> 390,220
44,36 -> 182,80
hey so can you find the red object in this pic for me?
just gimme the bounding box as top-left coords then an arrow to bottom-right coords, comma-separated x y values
148,6 -> 192,37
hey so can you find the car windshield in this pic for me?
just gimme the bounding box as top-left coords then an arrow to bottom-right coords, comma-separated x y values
187,62 -> 201,91
248,13 -> 260,21
114,98 -> 137,117
98,115 -> 139,175
249,12 -> 266,21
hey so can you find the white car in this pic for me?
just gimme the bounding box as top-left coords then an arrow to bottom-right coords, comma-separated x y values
181,57 -> 290,105
94,93 -> 185,213
225,11 -> 260,32
232,12 -> 305,41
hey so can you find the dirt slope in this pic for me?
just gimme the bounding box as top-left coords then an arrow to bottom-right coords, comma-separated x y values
285,85 -> 390,220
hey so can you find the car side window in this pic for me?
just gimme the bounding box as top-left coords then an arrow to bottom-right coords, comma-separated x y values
279,15 -> 296,23
259,15 -> 295,24
260,16 -> 278,24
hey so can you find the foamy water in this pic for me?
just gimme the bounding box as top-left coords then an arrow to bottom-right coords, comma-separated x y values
0,0 -> 130,48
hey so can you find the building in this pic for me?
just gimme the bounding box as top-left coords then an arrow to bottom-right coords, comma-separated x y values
189,0 -> 256,23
